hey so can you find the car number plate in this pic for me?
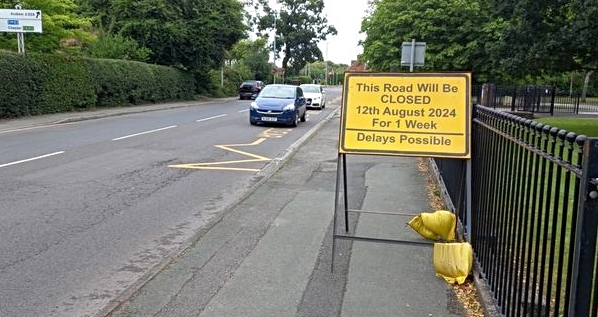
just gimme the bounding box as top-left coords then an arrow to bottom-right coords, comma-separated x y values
261,117 -> 277,122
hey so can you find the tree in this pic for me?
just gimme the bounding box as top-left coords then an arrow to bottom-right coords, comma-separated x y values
568,0 -> 598,71
74,0 -> 112,31
252,0 -> 337,76
487,0 -> 575,78
92,0 -> 246,80
566,0 -> 598,99
85,33 -> 151,61
360,0 -> 498,83
481,0 -> 598,90
300,60 -> 347,84
230,38 -> 272,82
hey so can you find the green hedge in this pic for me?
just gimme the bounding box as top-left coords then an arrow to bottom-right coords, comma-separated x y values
0,51 -> 44,117
0,50 -> 195,119
283,76 -> 313,85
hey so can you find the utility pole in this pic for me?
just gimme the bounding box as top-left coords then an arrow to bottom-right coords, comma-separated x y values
325,42 -> 328,85
272,7 -> 277,84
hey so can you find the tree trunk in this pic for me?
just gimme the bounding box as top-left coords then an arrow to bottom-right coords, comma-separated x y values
581,70 -> 594,102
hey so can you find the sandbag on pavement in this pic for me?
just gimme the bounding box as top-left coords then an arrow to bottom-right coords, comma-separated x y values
407,210 -> 456,241
433,242 -> 473,284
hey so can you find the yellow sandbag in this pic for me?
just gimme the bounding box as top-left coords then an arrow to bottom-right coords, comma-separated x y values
406,215 -> 438,240
421,210 -> 456,241
407,210 -> 456,241
433,242 -> 473,284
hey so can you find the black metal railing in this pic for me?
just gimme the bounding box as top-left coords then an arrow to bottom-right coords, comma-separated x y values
434,105 -> 598,316
472,85 -> 598,115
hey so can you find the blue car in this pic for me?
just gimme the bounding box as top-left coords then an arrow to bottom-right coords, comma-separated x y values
249,84 -> 307,127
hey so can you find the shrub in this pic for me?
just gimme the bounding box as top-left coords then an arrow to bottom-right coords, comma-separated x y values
0,50 -> 195,119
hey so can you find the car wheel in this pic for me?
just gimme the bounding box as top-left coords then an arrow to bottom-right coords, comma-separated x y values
300,110 -> 306,122
249,118 -> 257,125
291,113 -> 298,127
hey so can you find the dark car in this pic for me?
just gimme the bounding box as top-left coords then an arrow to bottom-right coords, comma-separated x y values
239,80 -> 264,100
249,84 -> 307,127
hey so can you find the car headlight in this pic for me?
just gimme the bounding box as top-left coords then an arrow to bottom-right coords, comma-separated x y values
250,102 -> 258,109
283,103 -> 296,111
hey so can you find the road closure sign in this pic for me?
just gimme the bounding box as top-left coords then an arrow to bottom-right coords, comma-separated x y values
339,72 -> 471,158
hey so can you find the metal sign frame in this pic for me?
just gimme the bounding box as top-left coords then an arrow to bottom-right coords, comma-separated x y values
331,71 -> 473,272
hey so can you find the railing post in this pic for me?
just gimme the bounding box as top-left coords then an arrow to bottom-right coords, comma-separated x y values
570,137 -> 598,316
481,84 -> 488,106
550,86 -> 555,116
511,87 -> 517,111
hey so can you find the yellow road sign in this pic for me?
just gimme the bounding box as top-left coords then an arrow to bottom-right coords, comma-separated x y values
339,72 -> 471,158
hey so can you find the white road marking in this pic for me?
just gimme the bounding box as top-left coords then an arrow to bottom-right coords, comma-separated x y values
196,114 -> 227,122
0,151 -> 65,168
112,125 -> 177,141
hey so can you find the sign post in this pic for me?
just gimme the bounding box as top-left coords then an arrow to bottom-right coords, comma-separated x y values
0,6 -> 43,54
401,40 -> 426,72
331,72 -> 472,271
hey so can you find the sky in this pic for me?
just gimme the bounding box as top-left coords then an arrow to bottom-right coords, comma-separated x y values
318,0 -> 370,65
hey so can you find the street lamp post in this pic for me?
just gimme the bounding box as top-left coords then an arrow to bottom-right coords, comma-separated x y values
272,12 -> 276,84
324,42 -> 328,85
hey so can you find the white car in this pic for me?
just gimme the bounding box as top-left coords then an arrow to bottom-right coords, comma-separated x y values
299,84 -> 326,110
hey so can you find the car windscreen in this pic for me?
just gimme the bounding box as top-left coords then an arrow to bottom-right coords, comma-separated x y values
259,86 -> 296,99
300,85 -> 320,93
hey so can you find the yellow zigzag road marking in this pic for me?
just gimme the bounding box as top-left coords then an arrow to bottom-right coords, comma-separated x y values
169,138 -> 270,172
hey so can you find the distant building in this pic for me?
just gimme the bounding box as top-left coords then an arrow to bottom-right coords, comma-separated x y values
347,55 -> 367,72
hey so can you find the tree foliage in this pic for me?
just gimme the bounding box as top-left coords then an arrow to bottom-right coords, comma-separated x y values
300,60 -> 347,84
229,38 -> 272,82
360,0 -> 498,82
563,0 -> 598,71
252,0 -> 337,76
360,0 -> 598,84
482,0 -> 598,85
86,33 -> 151,61
489,0 -> 575,77
107,0 -> 246,74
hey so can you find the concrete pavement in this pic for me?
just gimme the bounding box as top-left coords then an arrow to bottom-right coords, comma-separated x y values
1,98 -> 471,317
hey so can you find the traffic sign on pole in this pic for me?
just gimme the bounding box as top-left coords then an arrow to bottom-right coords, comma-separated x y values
0,9 -> 43,33
401,40 -> 426,72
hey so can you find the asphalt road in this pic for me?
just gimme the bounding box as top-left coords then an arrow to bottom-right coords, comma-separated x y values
0,89 -> 342,317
